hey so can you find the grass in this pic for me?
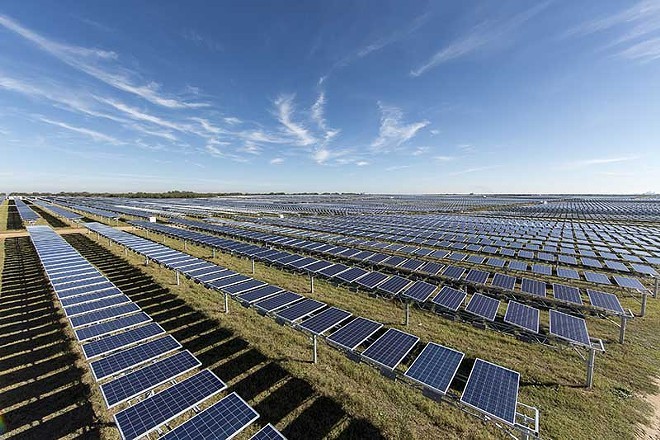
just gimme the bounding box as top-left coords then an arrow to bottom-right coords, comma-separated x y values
101,227 -> 660,440
0,199 -> 8,232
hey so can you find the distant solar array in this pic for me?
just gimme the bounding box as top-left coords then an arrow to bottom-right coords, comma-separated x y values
27,225 -> 276,440
13,198 -> 40,223
31,199 -> 83,220
86,221 -> 540,436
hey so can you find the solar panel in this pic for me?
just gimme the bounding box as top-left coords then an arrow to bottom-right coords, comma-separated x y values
114,370 -> 226,440
531,264 -> 552,276
604,260 -> 629,272
361,328 -> 419,370
90,335 -> 181,381
465,293 -> 500,321
57,281 -> 115,299
210,274 -> 252,289
404,342 -> 464,395
75,312 -> 151,342
582,258 -> 603,269
401,281 -> 436,302
486,258 -> 505,268
442,265 -> 465,280
236,285 -> 283,304
587,289 -> 625,314
552,283 -> 583,305
461,359 -> 519,425
419,261 -> 443,275
549,310 -> 591,347
250,423 -> 287,440
318,263 -> 350,278
377,276 -> 411,296
82,322 -> 165,359
631,264 -> 657,276
382,255 -> 407,267
503,301 -> 540,333
276,299 -> 325,323
465,269 -> 489,285
101,350 -> 201,408
491,273 -> 516,291
304,260 -> 334,273
467,255 -> 486,264
355,271 -> 389,289
556,267 -> 579,280
223,279 -> 267,295
613,276 -> 646,291
335,267 -> 369,283
431,286 -> 467,311
70,302 -> 141,328
59,287 -> 123,307
327,317 -> 382,351
254,291 -> 303,313
584,271 -> 611,285
520,278 -> 546,297
63,294 -> 132,317
298,307 -> 351,335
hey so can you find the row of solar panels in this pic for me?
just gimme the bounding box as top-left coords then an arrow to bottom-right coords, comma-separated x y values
192,218 -> 653,289
85,222 -> 539,434
14,198 -> 40,222
31,199 -> 83,220
133,220 -> 605,349
26,225 -> 285,440
246,215 -> 659,277
339,212 -> 660,252
260,213 -> 660,268
163,219 -> 630,316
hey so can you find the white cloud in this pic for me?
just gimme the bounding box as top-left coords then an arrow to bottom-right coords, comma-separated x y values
356,161 -> 369,166
562,155 -> 640,169
385,165 -> 410,171
237,142 -> 262,155
313,148 -> 331,164
224,117 -> 242,125
274,94 -> 316,146
39,117 -> 122,144
412,146 -> 430,156
410,2 -> 549,76
448,165 -> 500,176
429,129 -> 440,136
182,29 -> 224,52
0,14 -> 207,109
98,97 -> 189,132
434,155 -> 455,162
270,157 -> 284,165
371,103 -> 429,152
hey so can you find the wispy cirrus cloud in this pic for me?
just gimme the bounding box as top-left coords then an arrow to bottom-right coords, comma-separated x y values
566,1 -> 660,63
411,2 -> 549,76
562,155 -> 640,169
270,157 -> 285,165
0,14 -> 208,109
434,155 -> 455,162
182,28 -> 224,52
39,117 -> 122,144
371,103 -> 429,152
274,94 -> 316,147
448,165 -> 500,176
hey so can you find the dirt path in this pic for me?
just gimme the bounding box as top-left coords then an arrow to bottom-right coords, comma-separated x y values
639,377 -> 660,439
0,225 -> 134,238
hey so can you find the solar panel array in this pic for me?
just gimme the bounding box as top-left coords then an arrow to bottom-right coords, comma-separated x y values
27,225 -> 267,440
85,221 -> 537,433
14,198 -> 40,223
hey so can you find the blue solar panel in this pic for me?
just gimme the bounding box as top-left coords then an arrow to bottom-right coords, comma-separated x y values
63,294 -> 132,317
101,350 -> 201,408
587,289 -> 625,314
461,359 -> 519,425
355,271 -> 389,289
613,276 -> 646,291
90,335 -> 181,380
401,280 -> 436,302
465,269 -> 489,285
504,301 -> 539,333
250,423 -> 287,440
520,278 -> 546,297
223,279 -> 267,295
531,264 -> 552,276
557,267 -> 580,280
59,287 -> 123,307
491,273 -> 516,291
298,307 -> 351,335
552,283 -> 583,305
361,329 -> 419,370
75,312 -> 151,342
335,267 -> 370,283
70,302 -> 141,328
114,370 -> 226,440
254,291 -> 303,313
82,323 -> 164,359
276,299 -> 325,322
419,262 -> 443,275
377,276 -> 410,296
465,294 -> 500,321
236,285 -> 283,304
442,265 -> 465,280
584,271 -> 611,285
318,263 -> 349,277
549,310 -> 591,347
161,392 -> 259,440
404,342 -> 464,395
605,260 -> 629,272
210,274 -> 252,289
57,281 -> 115,299
431,286 -> 466,311
327,317 -> 382,351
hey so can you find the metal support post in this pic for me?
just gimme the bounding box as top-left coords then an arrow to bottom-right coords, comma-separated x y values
310,274 -> 314,293
654,277 -> 658,299
145,256 -> 149,266
224,292 -> 229,314
405,302 -> 410,326
251,259 -> 255,275
146,230 -> 149,237
641,292 -> 648,317
312,335 -> 318,364
124,246 -> 128,257
586,347 -> 596,389
619,315 -> 627,344
176,271 -> 180,286
184,240 -> 187,251
212,248 -> 216,258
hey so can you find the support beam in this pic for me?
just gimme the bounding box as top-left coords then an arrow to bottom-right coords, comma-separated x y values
145,256 -> 149,266
124,246 -> 128,257
312,335 -> 318,364
405,302 -> 410,326
641,292 -> 648,317
175,271 -> 180,286
212,248 -> 216,258
586,347 -> 596,389
619,314 -> 627,344
654,276 -> 658,299
309,274 -> 315,293
251,259 -> 255,275
224,292 -> 229,314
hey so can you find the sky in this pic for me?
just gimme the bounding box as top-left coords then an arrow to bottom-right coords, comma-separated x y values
0,0 -> 659,194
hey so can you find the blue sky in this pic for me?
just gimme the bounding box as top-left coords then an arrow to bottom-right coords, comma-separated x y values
0,0 -> 659,193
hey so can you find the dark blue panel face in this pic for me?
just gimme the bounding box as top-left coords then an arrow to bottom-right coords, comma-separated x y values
70,302 -> 141,328
431,286 -> 467,311
419,262 -> 443,275
377,276 -> 410,296
465,293 -> 500,321
254,291 -> 303,312
584,271 -> 611,285
101,350 -> 201,408
442,265 -> 465,280
276,299 -> 325,322
318,263 -> 350,277
404,342 -> 464,395
557,267 -> 580,280
335,267 -> 369,283
401,281 -> 436,302
236,285 -> 283,304
249,423 -> 287,440
503,301 -> 540,333
64,294 -> 132,317
552,284 -> 583,305
114,370 -> 227,440
531,264 -> 552,276
460,359 -> 519,425
549,310 -> 591,347
57,281 -> 116,299
465,269 -> 489,285
355,271 -> 389,289
361,329 -> 419,370
327,317 -> 382,351
587,289 -> 624,314
298,307 -> 351,335
83,322 -> 164,359
75,312 -> 151,341
520,278 -> 546,297
613,276 -> 645,290
604,260 -> 629,272
91,336 -> 181,380
209,274 -> 252,289
223,279 -> 267,295
60,287 -> 123,307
